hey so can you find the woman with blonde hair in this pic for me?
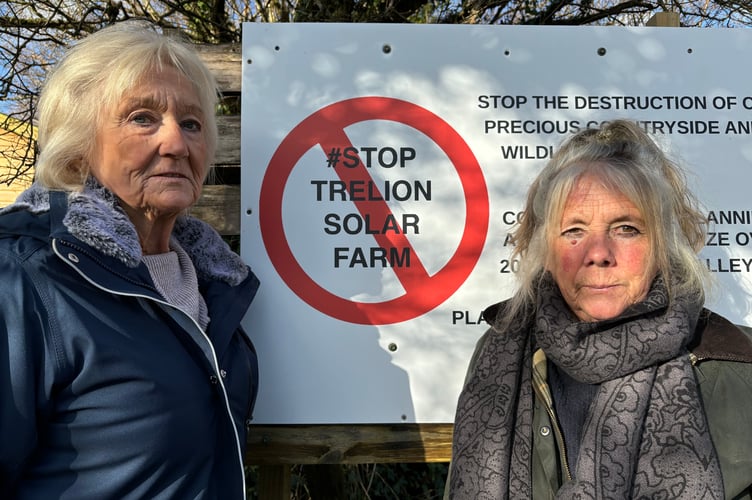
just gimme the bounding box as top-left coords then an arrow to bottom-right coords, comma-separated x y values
447,119 -> 752,499
0,21 -> 259,499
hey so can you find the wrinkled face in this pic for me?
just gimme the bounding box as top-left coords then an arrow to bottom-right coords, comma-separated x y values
547,173 -> 657,322
89,66 -> 208,226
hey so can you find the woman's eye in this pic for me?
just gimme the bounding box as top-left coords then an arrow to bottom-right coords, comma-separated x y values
561,227 -> 584,239
612,225 -> 642,237
130,112 -> 155,125
181,119 -> 202,132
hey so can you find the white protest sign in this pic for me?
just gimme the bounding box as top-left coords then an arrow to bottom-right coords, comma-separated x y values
241,23 -> 752,424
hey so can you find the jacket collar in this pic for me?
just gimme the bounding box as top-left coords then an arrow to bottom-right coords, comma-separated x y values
2,178 -> 250,287
691,310 -> 752,363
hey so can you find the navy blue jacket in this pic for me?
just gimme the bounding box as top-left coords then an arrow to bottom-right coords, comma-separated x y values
0,183 -> 260,499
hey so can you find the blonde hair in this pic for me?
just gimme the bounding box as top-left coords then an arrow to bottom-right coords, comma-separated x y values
35,20 -> 219,190
502,119 -> 710,326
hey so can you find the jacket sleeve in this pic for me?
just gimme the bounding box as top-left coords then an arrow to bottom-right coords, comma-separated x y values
695,343 -> 752,498
0,251 -> 59,493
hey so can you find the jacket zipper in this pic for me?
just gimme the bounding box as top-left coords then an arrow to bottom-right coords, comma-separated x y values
532,350 -> 572,482
543,398 -> 572,482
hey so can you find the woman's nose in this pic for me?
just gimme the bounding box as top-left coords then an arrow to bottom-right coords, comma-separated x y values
159,119 -> 189,159
584,232 -> 614,266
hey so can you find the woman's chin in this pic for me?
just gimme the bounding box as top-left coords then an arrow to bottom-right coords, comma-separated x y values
576,302 -> 629,322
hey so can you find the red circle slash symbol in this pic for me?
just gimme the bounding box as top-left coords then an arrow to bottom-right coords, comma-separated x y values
259,97 -> 489,325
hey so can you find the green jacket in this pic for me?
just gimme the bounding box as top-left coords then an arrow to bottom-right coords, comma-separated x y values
448,310 -> 752,499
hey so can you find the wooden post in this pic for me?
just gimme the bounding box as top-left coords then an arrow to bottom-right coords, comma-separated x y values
647,11 -> 680,27
256,465 -> 291,500
247,424 -> 453,465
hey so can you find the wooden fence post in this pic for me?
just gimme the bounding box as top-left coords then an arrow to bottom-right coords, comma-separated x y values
647,11 -> 680,27
256,465 -> 291,499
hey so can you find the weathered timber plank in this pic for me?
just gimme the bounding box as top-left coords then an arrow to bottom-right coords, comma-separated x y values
215,115 -> 240,165
194,43 -> 242,92
246,424 -> 453,465
195,45 -> 241,166
189,185 -> 240,235
256,465 -> 292,500
646,11 -> 680,26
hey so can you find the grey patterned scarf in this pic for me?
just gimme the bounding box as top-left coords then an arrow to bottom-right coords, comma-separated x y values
448,275 -> 723,499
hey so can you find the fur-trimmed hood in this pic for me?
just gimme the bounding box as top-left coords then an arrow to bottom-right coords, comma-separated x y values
1,178 -> 250,287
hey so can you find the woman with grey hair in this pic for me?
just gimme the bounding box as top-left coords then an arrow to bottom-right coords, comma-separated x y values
0,21 -> 259,499
447,120 -> 752,499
